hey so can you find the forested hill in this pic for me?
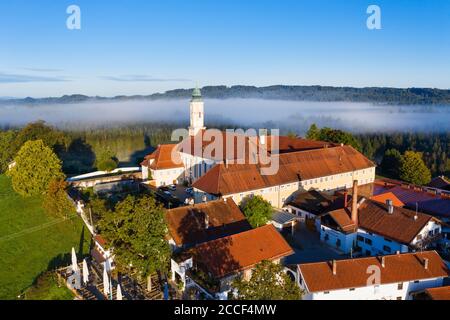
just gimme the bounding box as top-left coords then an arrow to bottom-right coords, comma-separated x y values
3,85 -> 450,105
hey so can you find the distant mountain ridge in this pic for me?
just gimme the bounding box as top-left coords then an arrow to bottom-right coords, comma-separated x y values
2,85 -> 450,105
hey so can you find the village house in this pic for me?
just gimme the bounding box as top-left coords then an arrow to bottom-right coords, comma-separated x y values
298,251 -> 450,300
164,198 -> 251,251
319,181 -> 444,256
140,144 -> 185,187
170,224 -> 293,300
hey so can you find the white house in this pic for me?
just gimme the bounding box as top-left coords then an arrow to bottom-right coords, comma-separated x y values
298,251 -> 450,300
319,181 -> 443,256
170,224 -> 293,300
140,144 -> 184,187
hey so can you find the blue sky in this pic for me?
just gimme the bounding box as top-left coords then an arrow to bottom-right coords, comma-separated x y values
1,0 -> 449,97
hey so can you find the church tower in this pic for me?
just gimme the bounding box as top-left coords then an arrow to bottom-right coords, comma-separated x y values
188,87 -> 206,136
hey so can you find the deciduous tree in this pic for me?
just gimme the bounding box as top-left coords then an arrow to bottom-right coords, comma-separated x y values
232,260 -> 302,300
240,195 -> 272,228
0,130 -> 18,173
97,195 -> 171,286
43,179 -> 75,218
8,140 -> 65,197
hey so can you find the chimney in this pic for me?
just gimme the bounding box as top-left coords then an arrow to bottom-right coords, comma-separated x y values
386,199 -> 394,214
351,180 -> 358,225
332,260 -> 337,275
423,258 -> 429,270
380,256 -> 386,268
259,128 -> 267,146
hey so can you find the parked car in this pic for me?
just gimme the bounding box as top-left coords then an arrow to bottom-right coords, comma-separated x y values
168,184 -> 177,191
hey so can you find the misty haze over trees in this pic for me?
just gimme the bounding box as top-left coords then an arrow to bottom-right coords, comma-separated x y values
0,85 -> 449,180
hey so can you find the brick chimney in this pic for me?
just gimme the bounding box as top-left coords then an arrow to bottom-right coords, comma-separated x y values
351,180 -> 358,225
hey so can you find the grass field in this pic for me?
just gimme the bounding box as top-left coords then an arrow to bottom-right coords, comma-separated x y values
24,272 -> 75,300
0,175 -> 91,300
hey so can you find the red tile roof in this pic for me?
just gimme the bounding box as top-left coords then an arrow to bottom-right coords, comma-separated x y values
287,190 -> 339,216
165,198 -> 251,246
358,199 -> 434,244
193,145 -> 375,196
177,130 -> 336,162
327,208 -> 357,233
298,251 -> 449,293
322,199 -> 435,244
94,235 -> 107,248
188,224 -> 293,279
141,144 -> 184,170
425,286 -> 450,300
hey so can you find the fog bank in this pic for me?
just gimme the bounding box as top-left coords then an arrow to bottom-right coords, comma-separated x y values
1,99 -> 449,133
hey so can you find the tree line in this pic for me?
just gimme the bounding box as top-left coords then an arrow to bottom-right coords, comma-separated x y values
306,124 -> 447,185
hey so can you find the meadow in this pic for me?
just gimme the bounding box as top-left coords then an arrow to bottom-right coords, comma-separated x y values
0,175 -> 91,299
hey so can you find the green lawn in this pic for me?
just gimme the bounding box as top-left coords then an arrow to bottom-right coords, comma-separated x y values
0,175 -> 91,300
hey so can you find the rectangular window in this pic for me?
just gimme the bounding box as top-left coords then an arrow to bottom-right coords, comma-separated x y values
398,283 -> 403,290
324,291 -> 330,294
349,288 -> 355,291
365,238 -> 372,245
383,245 -> 391,253
357,235 -> 364,242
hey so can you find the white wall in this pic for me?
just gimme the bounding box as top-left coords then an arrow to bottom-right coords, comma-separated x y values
411,220 -> 442,246
151,167 -> 184,187
319,220 -> 443,256
320,225 -> 356,253
193,168 -> 376,208
300,276 -> 445,300
356,230 -> 408,256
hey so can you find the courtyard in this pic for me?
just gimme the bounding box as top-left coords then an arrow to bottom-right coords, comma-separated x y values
284,223 -> 350,265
